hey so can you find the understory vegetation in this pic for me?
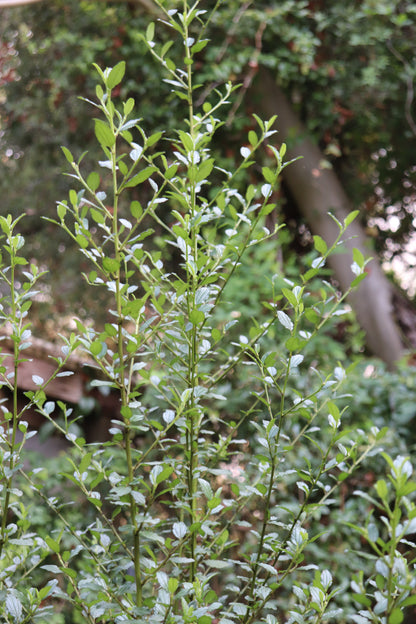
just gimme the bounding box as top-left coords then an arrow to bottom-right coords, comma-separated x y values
0,3 -> 415,623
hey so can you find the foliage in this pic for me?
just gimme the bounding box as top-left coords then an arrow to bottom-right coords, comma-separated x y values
0,3 -> 415,623
203,0 -> 416,247
348,455 -> 416,624
333,358 -> 416,453
1,0 -> 416,317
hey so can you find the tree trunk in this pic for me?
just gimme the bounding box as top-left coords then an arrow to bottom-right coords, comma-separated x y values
251,67 -> 404,368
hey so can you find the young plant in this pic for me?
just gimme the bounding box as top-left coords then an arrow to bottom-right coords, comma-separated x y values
0,215 -> 78,622
349,454 -> 416,624
0,2 -> 406,623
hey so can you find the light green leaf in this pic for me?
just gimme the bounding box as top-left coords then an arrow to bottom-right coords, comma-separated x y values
102,257 -> 120,273
313,235 -> 327,255
125,166 -> 157,188
146,22 -> 155,42
87,171 -> 100,192
95,119 -> 115,148
344,209 -> 360,227
107,61 -> 126,90
61,146 -> 73,164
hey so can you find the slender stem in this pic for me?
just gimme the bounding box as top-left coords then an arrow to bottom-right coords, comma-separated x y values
183,0 -> 200,582
106,85 -> 142,606
0,242 -> 19,558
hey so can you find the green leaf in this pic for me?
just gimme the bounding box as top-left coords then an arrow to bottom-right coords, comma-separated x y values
352,247 -> 365,267
95,119 -> 115,148
45,536 -> 60,554
76,234 -> 89,249
14,256 -> 28,265
375,479 -> 388,500
248,130 -> 258,146
389,608 -> 404,624
63,567 -> 77,580
327,401 -> 339,418
352,594 -> 372,607
246,184 -> 255,202
124,97 -> 135,116
120,405 -> 132,420
79,452 -> 92,474
119,160 -> 128,175
104,323 -> 117,337
87,496 -> 102,508
282,287 -> 298,307
61,146 -> 73,164
304,308 -> 320,324
303,268 -> 319,281
178,130 -> 194,152
163,55 -> 176,72
260,203 -> 276,216
207,496 -> 222,509
191,39 -> 209,54
172,225 -> 190,242
90,340 -> 103,356
107,61 -> 126,90
190,309 -> 205,325
161,40 -> 174,58
69,189 -> 78,207
165,164 -> 178,179
351,273 -> 367,288
146,22 -> 155,42
90,208 -> 104,224
156,465 -> 174,485
262,166 -> 275,184
195,158 -> 214,182
130,201 -> 143,219
217,530 -> 229,546
87,171 -> 100,192
285,336 -> 304,351
57,203 -> 67,220
313,235 -> 327,255
125,166 -> 157,188
402,596 -> 416,608
344,209 -> 360,227
168,577 -> 179,593
102,257 -> 120,274
173,89 -> 188,101
211,328 -> 221,342
146,131 -> 163,147
256,483 -> 267,495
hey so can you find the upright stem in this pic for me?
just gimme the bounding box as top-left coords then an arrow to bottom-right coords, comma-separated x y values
184,0 -> 198,582
0,246 -> 19,558
107,92 -> 142,605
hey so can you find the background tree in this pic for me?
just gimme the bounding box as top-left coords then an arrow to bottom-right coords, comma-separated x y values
0,0 -> 415,365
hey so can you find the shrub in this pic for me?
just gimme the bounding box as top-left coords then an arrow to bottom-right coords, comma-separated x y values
0,3 -> 415,623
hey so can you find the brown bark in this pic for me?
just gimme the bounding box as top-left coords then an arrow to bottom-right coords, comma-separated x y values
251,67 -> 404,367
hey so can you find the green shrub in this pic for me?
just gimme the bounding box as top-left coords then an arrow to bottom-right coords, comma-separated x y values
0,3 -> 415,623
